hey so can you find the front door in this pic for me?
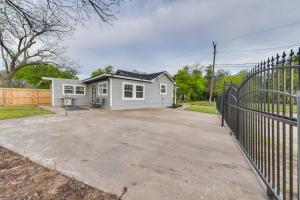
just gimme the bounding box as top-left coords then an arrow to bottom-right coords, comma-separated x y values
92,85 -> 96,100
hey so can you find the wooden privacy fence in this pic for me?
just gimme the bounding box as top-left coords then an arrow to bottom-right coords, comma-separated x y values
0,88 -> 50,105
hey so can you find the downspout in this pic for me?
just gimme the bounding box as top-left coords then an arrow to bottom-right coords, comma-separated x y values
156,78 -> 164,107
51,78 -> 55,106
109,78 -> 112,109
174,84 -> 177,105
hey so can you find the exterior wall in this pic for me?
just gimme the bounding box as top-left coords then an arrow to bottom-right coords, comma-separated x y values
111,74 -> 174,110
52,78 -> 88,106
86,78 -> 110,108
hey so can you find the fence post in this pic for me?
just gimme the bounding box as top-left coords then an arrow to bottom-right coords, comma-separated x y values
236,89 -> 239,140
221,94 -> 225,126
221,81 -> 226,126
297,91 -> 300,200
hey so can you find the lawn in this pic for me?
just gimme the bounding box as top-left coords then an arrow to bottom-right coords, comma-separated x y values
186,105 -> 219,114
178,100 -> 219,114
0,105 -> 53,120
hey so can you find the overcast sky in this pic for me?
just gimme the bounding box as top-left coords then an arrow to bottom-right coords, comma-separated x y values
65,0 -> 300,78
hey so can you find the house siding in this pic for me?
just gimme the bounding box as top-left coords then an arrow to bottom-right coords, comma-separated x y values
111,74 -> 173,110
86,78 -> 110,108
52,78 -> 88,106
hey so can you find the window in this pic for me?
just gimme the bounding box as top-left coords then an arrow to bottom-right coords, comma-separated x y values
98,82 -> 108,96
124,84 -> 133,98
136,85 -> 144,99
64,85 -> 74,94
160,84 -> 167,95
75,86 -> 85,94
122,82 -> 145,100
63,84 -> 85,95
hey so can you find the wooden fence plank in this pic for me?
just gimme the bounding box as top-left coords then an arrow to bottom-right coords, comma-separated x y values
0,88 -> 50,105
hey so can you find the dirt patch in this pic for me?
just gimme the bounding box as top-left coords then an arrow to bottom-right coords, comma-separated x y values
0,146 -> 118,200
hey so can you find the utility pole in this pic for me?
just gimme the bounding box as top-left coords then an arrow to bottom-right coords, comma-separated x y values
209,41 -> 217,104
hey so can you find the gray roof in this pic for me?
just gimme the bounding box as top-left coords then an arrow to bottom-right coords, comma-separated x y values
82,69 -> 175,83
115,70 -> 166,81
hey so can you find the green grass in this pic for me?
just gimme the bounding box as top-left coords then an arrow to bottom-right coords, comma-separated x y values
178,100 -> 216,106
0,105 -> 54,120
185,104 -> 219,114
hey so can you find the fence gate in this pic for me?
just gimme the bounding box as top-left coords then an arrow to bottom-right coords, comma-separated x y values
217,49 -> 300,200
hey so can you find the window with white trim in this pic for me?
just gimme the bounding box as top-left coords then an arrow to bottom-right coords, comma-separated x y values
136,85 -> 144,99
122,82 -> 145,100
124,83 -> 133,98
64,85 -> 74,94
160,84 -> 167,95
98,82 -> 108,96
75,86 -> 85,94
63,84 -> 85,95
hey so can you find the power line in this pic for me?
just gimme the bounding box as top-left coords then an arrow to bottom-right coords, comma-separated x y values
223,20 -> 300,43
199,63 -> 256,69
217,43 -> 299,54
215,63 -> 257,65
215,65 -> 253,68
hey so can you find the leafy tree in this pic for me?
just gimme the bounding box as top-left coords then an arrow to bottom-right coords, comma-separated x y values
190,68 -> 207,100
174,66 -> 193,100
13,64 -> 78,89
214,70 -> 248,96
174,65 -> 207,100
90,65 -> 114,77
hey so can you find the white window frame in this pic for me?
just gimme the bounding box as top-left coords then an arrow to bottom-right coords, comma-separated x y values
160,83 -> 167,95
98,81 -> 108,96
122,82 -> 145,100
62,84 -> 86,95
135,84 -> 145,100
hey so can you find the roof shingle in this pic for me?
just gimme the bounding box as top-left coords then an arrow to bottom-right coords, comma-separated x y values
115,70 -> 165,80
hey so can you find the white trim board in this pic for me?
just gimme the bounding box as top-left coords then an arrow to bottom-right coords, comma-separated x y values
98,81 -> 108,96
62,84 -> 86,95
160,83 -> 167,95
109,78 -> 112,107
122,82 -> 145,100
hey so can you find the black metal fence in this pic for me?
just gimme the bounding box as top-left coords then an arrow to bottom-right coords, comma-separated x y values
216,48 -> 300,200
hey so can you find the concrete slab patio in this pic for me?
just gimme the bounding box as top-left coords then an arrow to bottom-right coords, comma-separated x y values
0,108 -> 267,200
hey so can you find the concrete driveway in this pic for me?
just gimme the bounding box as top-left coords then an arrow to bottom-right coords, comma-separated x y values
0,108 -> 267,200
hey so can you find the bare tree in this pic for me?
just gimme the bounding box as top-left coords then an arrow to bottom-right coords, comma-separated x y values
0,0 -> 122,86
4,0 -> 121,28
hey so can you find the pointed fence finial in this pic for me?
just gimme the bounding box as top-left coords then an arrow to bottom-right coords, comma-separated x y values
276,54 -> 280,65
290,49 -> 294,57
271,56 -> 275,67
289,49 -> 294,64
282,51 -> 286,64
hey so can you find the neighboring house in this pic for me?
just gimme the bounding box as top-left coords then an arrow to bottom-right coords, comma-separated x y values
43,70 -> 176,110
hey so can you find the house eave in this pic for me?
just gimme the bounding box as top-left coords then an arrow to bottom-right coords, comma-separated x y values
42,77 -> 54,81
151,71 -> 176,84
81,73 -> 112,83
112,75 -> 153,83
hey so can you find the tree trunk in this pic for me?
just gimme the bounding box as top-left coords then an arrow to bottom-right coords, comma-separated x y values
2,72 -> 14,88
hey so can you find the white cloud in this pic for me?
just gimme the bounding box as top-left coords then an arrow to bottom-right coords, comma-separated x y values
64,0 -> 300,78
